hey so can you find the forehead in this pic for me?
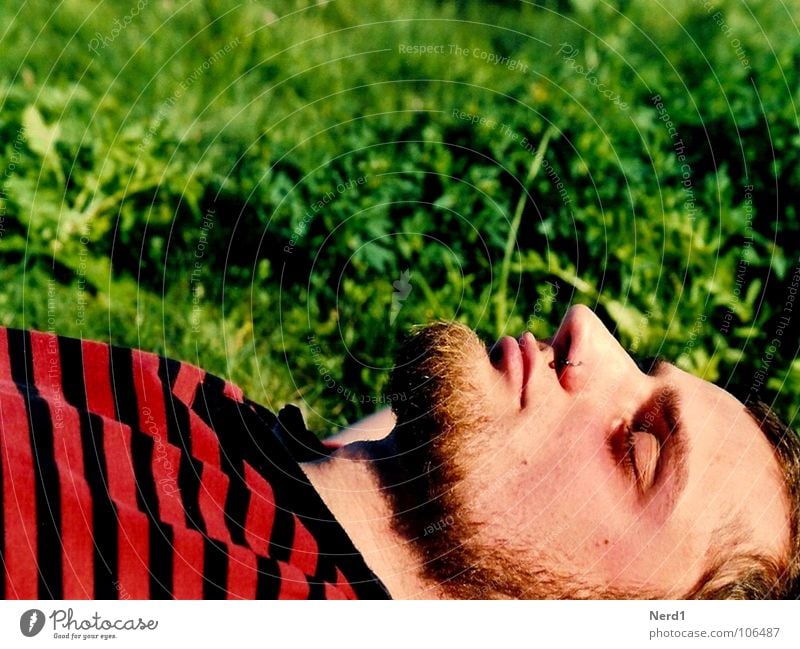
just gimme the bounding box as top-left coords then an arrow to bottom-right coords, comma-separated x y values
675,365 -> 760,443
669,365 -> 790,559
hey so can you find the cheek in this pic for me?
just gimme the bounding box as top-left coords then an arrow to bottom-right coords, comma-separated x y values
468,451 -> 625,550
590,524 -> 702,596
457,409 -> 640,546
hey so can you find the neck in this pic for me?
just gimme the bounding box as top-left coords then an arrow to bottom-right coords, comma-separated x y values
300,439 -> 441,599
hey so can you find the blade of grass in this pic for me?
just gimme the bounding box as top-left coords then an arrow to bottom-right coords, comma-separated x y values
495,124 -> 558,334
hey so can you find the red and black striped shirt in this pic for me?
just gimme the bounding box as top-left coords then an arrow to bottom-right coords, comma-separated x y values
0,327 -> 389,599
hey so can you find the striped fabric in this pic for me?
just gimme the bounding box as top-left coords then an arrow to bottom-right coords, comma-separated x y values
0,327 -> 389,600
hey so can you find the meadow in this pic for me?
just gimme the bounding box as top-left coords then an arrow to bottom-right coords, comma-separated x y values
1,0 -> 798,433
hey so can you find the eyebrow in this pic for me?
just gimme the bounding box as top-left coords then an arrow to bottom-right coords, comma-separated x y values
638,358 -> 690,514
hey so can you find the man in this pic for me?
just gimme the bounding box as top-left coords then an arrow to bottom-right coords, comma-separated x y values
307,305 -> 800,598
1,306 -> 798,598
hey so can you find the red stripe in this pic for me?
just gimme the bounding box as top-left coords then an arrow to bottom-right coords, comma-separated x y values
115,506 -> 150,599
172,363 -> 205,408
30,332 -> 94,598
0,386 -> 39,598
130,351 -> 183,526
197,465 -> 232,544
243,463 -> 275,555
0,328 -> 12,383
0,328 -> 37,598
29,331 -> 60,397
277,561 -> 310,600
171,527 -> 205,599
222,380 -> 244,403
324,582 -> 348,599
187,410 -> 220,468
103,419 -> 139,509
82,340 -> 116,420
100,412 -> 149,598
56,451 -> 95,598
225,544 -> 257,599
335,567 -> 358,600
288,517 -> 318,576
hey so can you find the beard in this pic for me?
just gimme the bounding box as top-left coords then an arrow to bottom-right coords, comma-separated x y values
380,322 -> 611,599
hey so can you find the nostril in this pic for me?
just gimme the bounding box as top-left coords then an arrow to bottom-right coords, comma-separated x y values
551,332 -> 571,366
489,343 -> 503,367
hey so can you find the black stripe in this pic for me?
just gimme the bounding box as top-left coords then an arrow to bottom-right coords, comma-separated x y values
191,367 -> 389,598
179,456 -> 206,533
255,556 -> 281,599
58,335 -> 87,410
129,427 -> 157,519
202,538 -> 228,599
244,401 -> 389,597
79,410 -> 119,599
234,408 -> 301,564
6,328 -> 29,389
8,328 -> 63,598
60,335 -> 119,597
148,522 -> 173,599
272,404 -> 328,462
307,580 -> 325,600
223,470 -> 250,546
158,358 -> 185,448
158,358 -> 205,535
267,506 -> 294,564
298,506 -> 389,599
192,373 -> 250,543
109,345 -> 140,428
246,402 -> 337,583
239,409 -> 337,578
129,424 -> 175,599
310,552 -> 336,587
258,413 -> 389,598
192,377 -> 301,595
109,345 -> 172,599
191,373 -> 228,430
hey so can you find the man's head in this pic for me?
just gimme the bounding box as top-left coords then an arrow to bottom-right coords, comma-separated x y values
378,305 -> 800,598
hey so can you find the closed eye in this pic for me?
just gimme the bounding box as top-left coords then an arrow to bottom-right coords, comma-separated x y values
626,429 -> 661,491
621,383 -> 679,496
615,359 -> 688,510
616,426 -> 660,491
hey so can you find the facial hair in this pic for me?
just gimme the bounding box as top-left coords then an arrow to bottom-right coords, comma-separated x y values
380,322 -> 610,599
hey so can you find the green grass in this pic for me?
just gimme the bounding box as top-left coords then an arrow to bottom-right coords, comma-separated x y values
1,0 -> 799,434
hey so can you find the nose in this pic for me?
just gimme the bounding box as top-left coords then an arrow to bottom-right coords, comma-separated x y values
551,305 -> 642,396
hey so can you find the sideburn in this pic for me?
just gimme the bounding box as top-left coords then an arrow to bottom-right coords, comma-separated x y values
375,322 -> 502,597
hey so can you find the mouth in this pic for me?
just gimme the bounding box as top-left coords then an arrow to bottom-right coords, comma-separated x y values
489,309 -> 585,407
486,307 -> 588,407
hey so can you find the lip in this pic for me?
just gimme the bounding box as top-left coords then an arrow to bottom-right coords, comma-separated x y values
490,335 -> 527,408
489,333 -> 539,409
518,332 -> 536,408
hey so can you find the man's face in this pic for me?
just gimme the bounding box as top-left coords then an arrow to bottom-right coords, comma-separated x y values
388,305 -> 791,597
